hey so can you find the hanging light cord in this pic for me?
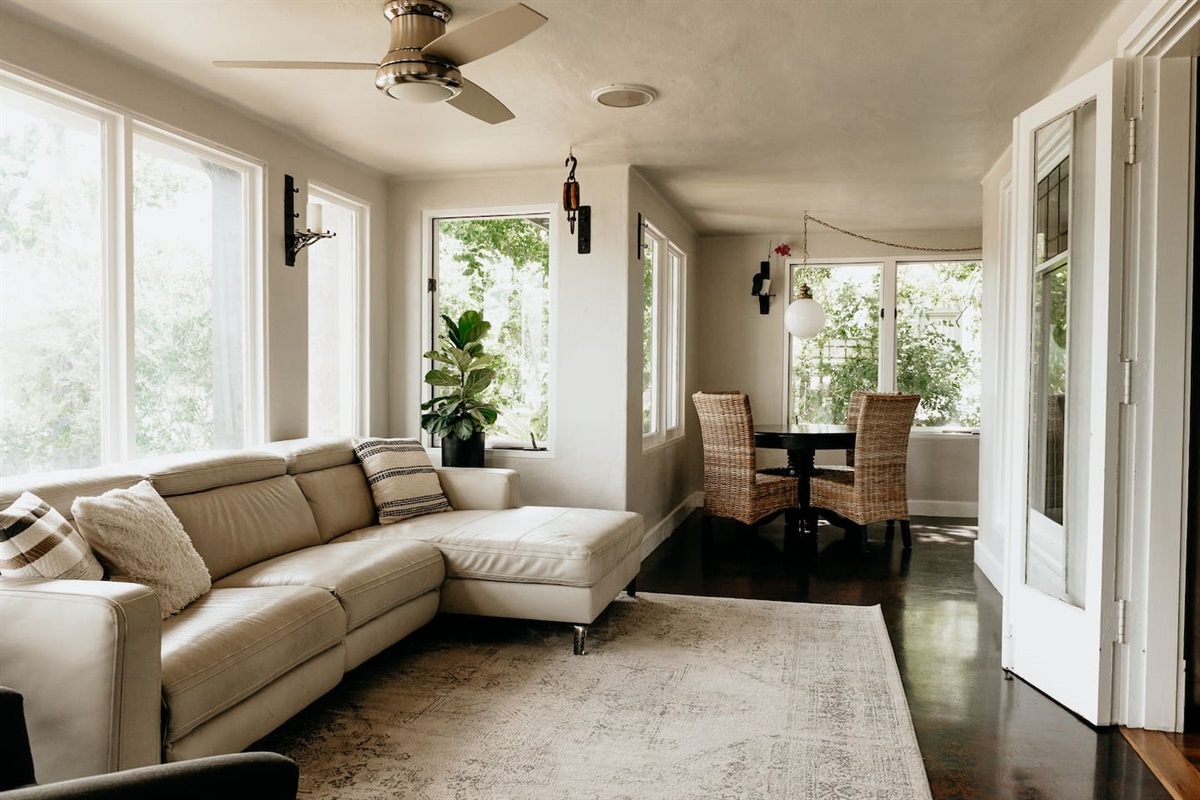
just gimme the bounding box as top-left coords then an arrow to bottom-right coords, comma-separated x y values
803,212 -> 979,254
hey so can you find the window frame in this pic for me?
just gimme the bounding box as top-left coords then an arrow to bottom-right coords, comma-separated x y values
784,253 -> 983,434
306,181 -> 370,437
641,218 -> 686,450
0,68 -> 265,471
422,205 -> 557,456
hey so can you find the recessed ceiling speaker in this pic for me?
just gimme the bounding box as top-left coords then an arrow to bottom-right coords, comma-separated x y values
591,84 -> 657,108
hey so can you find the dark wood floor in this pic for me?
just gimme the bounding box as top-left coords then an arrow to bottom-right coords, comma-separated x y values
638,511 -> 1171,800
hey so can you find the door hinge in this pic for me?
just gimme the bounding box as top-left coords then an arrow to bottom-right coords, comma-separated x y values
1121,359 -> 1133,404
427,277 -> 437,293
1126,117 -> 1138,165
1117,599 -> 1128,645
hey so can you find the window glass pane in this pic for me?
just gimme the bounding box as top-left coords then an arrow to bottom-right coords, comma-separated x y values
788,264 -> 880,424
307,194 -> 358,437
642,235 -> 658,436
132,133 -> 247,456
896,261 -> 982,427
435,216 -> 550,445
0,85 -> 104,475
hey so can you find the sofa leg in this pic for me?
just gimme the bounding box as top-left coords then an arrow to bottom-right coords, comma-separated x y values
625,577 -> 637,597
573,624 -> 588,655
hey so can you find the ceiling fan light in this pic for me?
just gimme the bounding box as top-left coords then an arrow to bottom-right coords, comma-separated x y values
784,297 -> 826,339
591,84 -> 657,108
375,60 -> 463,102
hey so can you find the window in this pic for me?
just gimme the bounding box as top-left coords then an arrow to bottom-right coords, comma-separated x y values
0,73 -> 262,477
787,258 -> 981,428
641,219 -> 685,444
430,213 -> 551,448
307,185 -> 367,437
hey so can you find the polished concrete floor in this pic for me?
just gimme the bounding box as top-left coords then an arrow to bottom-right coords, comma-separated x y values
638,512 -> 1170,800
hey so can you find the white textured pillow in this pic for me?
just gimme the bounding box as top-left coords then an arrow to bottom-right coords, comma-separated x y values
0,492 -> 103,580
353,437 -> 452,523
72,480 -> 211,618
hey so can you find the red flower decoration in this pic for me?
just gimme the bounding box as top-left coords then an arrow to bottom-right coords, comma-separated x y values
773,243 -> 792,257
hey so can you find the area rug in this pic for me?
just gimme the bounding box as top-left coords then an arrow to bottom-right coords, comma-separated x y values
257,593 -> 933,799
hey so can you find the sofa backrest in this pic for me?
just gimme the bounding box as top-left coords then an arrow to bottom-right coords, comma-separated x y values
0,467 -> 144,522
259,437 -> 376,542
140,450 -> 322,581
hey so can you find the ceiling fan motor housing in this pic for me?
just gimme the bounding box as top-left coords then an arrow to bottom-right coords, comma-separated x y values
376,0 -> 462,102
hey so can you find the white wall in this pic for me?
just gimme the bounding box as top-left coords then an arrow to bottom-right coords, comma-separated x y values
627,170 -> 703,554
0,10 -> 393,441
697,229 -> 983,515
389,166 -> 634,511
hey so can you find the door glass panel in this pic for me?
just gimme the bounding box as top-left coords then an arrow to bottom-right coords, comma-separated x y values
1025,110 -> 1087,607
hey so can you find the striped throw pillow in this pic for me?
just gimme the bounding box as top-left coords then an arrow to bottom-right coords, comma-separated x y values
0,492 -> 104,580
353,437 -> 452,523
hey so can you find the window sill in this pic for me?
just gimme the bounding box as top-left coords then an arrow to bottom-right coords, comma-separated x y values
909,427 -> 980,439
642,432 -> 685,454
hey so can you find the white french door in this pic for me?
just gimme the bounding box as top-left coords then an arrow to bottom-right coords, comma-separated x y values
1002,59 -> 1126,725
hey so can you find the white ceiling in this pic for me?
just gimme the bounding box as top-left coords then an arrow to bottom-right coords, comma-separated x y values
1,0 -> 1120,235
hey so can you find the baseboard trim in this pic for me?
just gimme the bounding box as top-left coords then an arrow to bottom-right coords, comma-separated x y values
641,492 -> 703,559
909,500 -> 978,517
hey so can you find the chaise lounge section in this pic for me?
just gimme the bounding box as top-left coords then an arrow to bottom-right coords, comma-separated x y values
0,436 -> 643,783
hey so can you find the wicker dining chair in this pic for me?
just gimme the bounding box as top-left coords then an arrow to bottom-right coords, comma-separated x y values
809,392 -> 920,552
692,391 -> 799,528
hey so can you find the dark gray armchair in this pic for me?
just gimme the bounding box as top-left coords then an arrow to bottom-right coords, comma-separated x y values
0,687 -> 299,800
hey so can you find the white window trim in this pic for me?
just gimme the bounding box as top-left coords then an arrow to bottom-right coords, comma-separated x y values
422,205 -> 557,455
641,219 -> 686,450
0,68 -> 266,465
783,253 -> 983,431
308,181 -> 371,436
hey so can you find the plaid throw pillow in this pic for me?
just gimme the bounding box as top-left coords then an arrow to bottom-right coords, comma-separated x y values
0,492 -> 104,580
352,437 -> 452,523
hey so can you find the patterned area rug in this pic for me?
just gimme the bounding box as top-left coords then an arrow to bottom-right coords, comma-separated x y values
257,593 -> 932,799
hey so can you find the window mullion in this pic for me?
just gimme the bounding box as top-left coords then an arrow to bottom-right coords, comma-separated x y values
101,115 -> 134,464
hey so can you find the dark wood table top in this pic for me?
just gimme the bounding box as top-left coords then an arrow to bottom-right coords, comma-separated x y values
754,424 -> 856,450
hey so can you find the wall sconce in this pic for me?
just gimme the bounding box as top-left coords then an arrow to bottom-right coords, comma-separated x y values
751,261 -> 772,314
284,174 -> 335,266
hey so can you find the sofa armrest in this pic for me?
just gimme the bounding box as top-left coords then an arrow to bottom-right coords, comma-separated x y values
0,578 -> 163,782
0,752 -> 299,800
435,467 -> 521,510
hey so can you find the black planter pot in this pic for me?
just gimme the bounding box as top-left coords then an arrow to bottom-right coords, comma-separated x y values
441,430 -> 485,468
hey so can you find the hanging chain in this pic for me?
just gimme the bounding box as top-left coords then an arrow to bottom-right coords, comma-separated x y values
803,213 -> 979,253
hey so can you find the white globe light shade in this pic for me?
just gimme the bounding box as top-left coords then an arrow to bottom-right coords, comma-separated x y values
784,297 -> 826,339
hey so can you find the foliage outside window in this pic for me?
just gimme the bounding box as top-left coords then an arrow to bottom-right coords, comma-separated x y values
432,215 -> 550,447
0,74 -> 262,477
642,219 -> 684,444
788,260 -> 982,428
307,187 -> 365,437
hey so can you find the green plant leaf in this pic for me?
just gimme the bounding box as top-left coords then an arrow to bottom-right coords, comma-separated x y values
463,368 -> 494,395
424,368 -> 459,387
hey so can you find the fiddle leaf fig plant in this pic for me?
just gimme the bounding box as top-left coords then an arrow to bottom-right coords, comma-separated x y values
420,310 -> 500,440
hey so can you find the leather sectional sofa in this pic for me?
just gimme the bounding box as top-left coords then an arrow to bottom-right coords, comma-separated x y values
0,437 -> 643,783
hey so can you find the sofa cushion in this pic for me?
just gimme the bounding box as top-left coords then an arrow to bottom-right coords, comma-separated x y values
165,476 -> 322,581
353,438 -> 451,523
335,507 -> 644,588
160,586 -> 345,744
72,481 -> 211,618
213,539 -> 444,631
136,450 -> 286,497
294,465 -> 376,542
0,492 -> 103,580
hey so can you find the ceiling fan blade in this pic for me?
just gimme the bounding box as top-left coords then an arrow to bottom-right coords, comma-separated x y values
447,78 -> 515,125
213,61 -> 378,70
422,3 -> 547,67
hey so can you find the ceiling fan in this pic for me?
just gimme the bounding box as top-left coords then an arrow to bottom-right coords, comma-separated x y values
214,1 -> 547,124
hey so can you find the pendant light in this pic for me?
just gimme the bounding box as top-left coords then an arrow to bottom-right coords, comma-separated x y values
784,213 -> 826,338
